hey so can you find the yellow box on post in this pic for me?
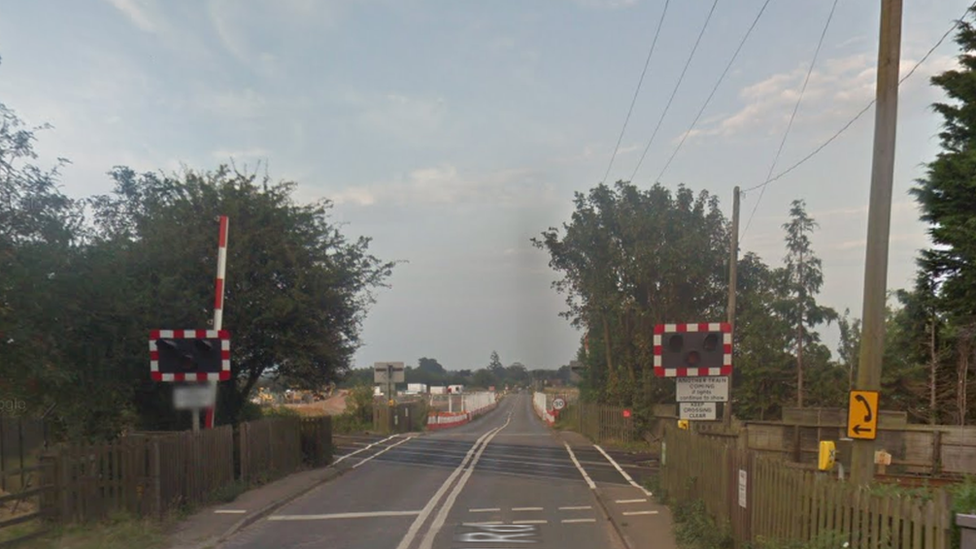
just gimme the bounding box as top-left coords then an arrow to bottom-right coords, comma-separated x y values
678,419 -> 690,430
818,440 -> 836,471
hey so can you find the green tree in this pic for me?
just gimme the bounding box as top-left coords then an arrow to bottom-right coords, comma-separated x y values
911,8 -> 976,424
533,181 -> 728,407
778,199 -> 837,408
836,309 -> 861,391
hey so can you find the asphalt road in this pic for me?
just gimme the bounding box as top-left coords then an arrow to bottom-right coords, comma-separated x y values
221,393 -> 645,549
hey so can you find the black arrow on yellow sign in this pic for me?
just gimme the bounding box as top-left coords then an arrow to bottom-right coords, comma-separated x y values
847,390 -> 880,440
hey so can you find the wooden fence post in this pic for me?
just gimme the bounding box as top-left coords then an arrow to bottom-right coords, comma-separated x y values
150,438 -> 161,519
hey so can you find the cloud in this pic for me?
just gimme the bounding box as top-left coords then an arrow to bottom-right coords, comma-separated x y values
331,164 -> 557,207
687,50 -> 959,141
198,88 -> 267,119
211,147 -> 271,160
348,92 -> 449,144
105,0 -> 157,33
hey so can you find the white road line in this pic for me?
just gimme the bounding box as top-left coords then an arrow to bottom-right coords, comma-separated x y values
594,444 -> 653,497
563,442 -> 597,490
352,436 -> 415,469
214,510 -> 246,514
469,508 -> 501,513
558,506 -> 592,511
269,511 -> 422,521
395,412 -> 510,549
417,414 -> 513,549
463,521 -> 504,526
511,507 -> 543,511
562,518 -> 597,524
615,499 -> 648,504
333,434 -> 400,465
513,519 -> 547,524
622,510 -> 660,516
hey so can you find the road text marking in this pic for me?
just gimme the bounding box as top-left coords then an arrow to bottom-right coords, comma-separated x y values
269,510 -> 421,521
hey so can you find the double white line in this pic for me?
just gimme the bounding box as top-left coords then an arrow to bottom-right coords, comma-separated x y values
396,410 -> 514,549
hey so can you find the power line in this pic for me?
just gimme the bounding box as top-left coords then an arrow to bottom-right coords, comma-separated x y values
601,0 -> 671,185
743,0 -> 975,196
656,0 -> 771,184
630,0 -> 720,183
742,0 -> 839,238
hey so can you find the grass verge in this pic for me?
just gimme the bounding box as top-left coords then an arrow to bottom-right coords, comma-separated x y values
5,513 -> 168,549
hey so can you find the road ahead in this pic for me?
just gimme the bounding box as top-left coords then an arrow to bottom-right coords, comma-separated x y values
221,393 -> 652,549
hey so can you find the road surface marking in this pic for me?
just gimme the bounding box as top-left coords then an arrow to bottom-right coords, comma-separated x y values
511,507 -> 543,511
214,510 -> 246,514
615,499 -> 648,504
622,510 -> 660,516
469,508 -> 501,513
395,407 -> 512,549
463,521 -> 504,526
563,442 -> 596,490
512,519 -> 547,524
417,413 -> 514,549
561,518 -> 597,523
334,434 -> 400,465
269,510 -> 422,521
352,436 -> 415,469
594,444 -> 653,497
558,506 -> 592,511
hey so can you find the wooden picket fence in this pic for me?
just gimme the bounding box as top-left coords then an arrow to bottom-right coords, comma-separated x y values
663,427 -> 953,548
239,417 -> 302,483
559,402 -> 638,444
373,402 -> 427,434
0,415 -> 333,541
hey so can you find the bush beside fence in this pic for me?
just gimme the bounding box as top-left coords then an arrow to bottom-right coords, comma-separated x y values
662,426 -> 953,548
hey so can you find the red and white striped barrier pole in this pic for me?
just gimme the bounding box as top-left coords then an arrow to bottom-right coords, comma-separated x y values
204,216 -> 229,429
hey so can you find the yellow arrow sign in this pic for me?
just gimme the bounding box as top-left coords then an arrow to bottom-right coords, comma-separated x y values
847,390 -> 879,440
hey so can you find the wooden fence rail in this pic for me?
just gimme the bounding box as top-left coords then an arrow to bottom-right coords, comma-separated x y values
239,417 -> 302,484
662,427 -> 953,548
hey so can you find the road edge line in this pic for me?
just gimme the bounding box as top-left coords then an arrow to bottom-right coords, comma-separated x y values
594,444 -> 653,497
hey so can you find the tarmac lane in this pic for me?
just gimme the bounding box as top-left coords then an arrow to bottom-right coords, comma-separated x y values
218,393 -> 630,549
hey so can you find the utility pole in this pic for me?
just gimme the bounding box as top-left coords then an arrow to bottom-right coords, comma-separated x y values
851,0 -> 902,485
724,186 -> 739,429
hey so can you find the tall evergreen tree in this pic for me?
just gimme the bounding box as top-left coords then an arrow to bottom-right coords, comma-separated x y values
912,8 -> 976,423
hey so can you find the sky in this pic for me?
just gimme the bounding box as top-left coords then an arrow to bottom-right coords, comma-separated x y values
0,0 -> 970,372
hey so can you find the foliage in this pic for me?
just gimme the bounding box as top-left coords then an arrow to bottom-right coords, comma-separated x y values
533,181 -> 729,408
671,498 -> 734,549
261,406 -> 302,419
746,531 -> 849,549
0,76 -> 395,439
346,384 -> 375,424
950,476 -> 976,549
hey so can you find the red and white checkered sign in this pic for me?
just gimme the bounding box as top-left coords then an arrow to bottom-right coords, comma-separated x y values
150,329 -> 230,382
653,322 -> 732,377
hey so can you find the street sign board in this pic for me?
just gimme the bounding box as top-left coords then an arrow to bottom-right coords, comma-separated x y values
173,383 -> 217,410
847,389 -> 879,440
552,398 -> 566,410
679,402 -> 717,421
150,330 -> 230,382
676,376 -> 729,402
653,323 -> 732,377
374,362 -> 405,383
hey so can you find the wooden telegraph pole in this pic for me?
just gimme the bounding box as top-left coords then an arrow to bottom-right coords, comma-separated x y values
851,0 -> 902,484
724,186 -> 739,429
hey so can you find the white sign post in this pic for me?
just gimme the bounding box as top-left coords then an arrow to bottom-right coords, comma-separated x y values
679,402 -> 717,421
676,376 -> 729,403
738,469 -> 747,508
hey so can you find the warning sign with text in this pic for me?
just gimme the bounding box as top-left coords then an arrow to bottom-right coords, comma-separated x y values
676,376 -> 729,402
